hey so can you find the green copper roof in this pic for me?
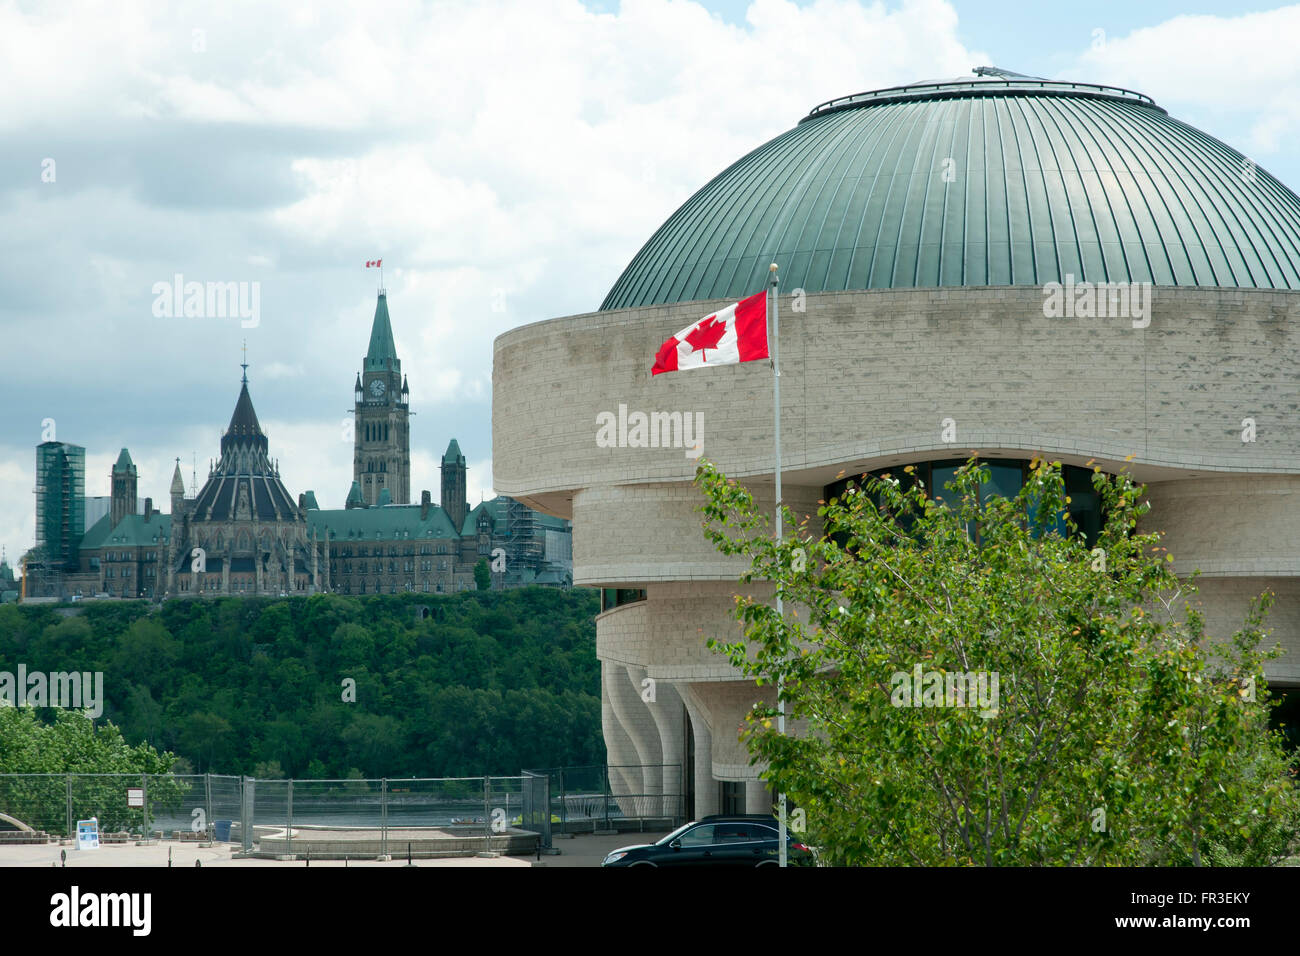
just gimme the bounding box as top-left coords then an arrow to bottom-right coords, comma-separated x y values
442,438 -> 464,463
113,448 -> 135,473
309,504 -> 459,540
366,293 -> 399,371
346,481 -> 364,507
462,502 -> 490,536
81,512 -> 171,550
223,379 -> 267,454
601,74 -> 1300,309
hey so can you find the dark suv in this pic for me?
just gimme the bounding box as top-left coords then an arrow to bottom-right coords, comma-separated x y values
601,814 -> 815,867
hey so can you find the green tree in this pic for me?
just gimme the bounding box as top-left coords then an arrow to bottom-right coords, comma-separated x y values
0,707 -> 181,832
474,558 -> 491,591
697,456 -> 1300,866
0,588 -> 601,778
176,712 -> 237,773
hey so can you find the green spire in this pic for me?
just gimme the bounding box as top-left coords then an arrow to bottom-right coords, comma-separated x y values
345,480 -> 365,509
442,438 -> 464,464
366,292 -> 399,370
113,448 -> 135,473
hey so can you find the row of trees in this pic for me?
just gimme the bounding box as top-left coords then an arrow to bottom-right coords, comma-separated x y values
0,588 -> 604,778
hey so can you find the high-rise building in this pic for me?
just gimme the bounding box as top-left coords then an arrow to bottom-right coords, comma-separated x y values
34,441 -> 85,568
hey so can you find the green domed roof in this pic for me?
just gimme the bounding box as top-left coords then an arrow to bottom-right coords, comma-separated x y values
601,72 -> 1300,310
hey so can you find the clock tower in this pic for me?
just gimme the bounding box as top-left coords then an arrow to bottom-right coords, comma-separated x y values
354,290 -> 411,505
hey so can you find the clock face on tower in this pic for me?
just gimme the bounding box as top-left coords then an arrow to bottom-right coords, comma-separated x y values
370,379 -> 386,398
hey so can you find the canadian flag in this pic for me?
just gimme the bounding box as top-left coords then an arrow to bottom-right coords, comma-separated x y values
366,259 -> 382,268
651,290 -> 768,375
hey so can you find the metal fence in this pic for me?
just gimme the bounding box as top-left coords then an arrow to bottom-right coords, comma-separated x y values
0,773 -> 241,839
525,764 -> 683,835
0,773 -> 550,856
0,765 -> 679,851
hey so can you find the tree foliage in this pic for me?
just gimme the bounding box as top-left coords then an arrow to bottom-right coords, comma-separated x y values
696,456 -> 1299,866
0,706 -> 184,832
0,588 -> 603,778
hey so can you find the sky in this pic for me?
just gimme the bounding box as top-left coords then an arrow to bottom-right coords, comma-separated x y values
2,0 -> 1299,567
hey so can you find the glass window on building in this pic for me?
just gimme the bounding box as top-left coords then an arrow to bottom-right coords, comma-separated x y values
719,782 -> 744,816
600,588 -> 647,613
825,459 -> 1106,550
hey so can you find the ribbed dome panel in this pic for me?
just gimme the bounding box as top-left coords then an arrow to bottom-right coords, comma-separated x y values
601,81 -> 1300,309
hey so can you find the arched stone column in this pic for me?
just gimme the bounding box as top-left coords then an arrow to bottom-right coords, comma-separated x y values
607,662 -> 663,812
680,684 -> 718,819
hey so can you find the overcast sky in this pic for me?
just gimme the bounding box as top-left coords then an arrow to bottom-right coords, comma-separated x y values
3,0 -> 1299,567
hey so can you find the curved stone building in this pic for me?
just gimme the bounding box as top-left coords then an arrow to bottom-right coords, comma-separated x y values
493,70 -> 1300,818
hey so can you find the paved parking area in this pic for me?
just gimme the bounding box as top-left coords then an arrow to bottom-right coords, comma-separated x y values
536,830 -> 672,867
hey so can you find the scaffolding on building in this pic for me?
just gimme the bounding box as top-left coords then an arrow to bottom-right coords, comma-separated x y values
504,498 -> 543,580
31,442 -> 86,598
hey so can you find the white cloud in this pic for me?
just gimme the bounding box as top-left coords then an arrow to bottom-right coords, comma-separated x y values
1065,6 -> 1300,159
0,0 -> 995,562
20,0 -> 1297,567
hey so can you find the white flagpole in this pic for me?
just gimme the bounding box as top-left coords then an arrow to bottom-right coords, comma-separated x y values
769,262 -> 787,868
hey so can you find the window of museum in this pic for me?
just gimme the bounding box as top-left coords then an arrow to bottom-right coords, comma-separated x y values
600,588 -> 647,613
823,459 -> 1106,549
719,782 -> 744,816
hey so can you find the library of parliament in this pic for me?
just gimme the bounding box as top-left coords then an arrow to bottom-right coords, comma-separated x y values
25,291 -> 571,602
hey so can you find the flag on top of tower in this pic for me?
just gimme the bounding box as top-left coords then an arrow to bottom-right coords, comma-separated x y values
366,259 -> 382,268
651,290 -> 768,375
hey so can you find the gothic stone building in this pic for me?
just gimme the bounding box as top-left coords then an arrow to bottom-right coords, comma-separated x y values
29,290 -> 569,601
166,367 -> 323,597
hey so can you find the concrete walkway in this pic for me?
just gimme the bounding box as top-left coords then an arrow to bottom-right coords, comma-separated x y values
0,831 -> 671,867
0,841 -> 530,867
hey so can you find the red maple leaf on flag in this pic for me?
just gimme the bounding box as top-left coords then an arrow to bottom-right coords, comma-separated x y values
684,315 -> 727,359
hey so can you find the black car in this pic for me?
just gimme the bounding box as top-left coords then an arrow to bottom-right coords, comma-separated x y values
601,814 -> 815,867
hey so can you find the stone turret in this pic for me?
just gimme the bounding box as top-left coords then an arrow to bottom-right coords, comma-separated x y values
440,438 -> 467,532
170,460 -> 186,517
111,448 -> 137,528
